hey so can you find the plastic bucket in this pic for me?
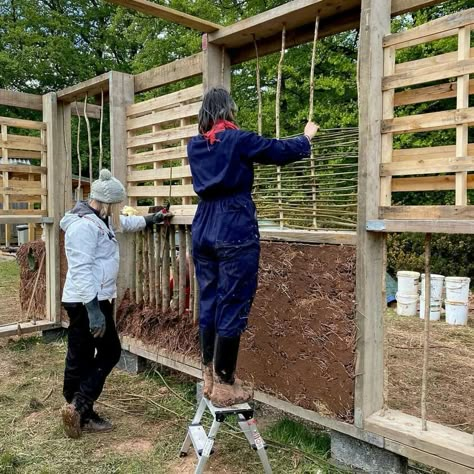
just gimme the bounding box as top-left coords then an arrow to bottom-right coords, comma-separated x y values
445,301 -> 469,326
445,277 -> 470,304
397,271 -> 420,295
396,293 -> 418,317
419,274 -> 444,321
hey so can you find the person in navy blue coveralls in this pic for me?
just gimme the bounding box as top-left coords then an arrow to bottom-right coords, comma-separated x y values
188,87 -> 319,407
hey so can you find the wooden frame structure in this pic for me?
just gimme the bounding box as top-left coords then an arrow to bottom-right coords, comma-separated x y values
0,1 -> 473,472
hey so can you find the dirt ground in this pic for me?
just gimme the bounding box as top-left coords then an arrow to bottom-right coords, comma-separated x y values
0,336 -> 339,474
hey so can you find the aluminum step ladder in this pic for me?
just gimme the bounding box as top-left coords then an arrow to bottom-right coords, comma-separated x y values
180,396 -> 273,473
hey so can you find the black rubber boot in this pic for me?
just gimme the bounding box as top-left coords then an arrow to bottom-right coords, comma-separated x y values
200,327 -> 215,399
61,394 -> 91,439
81,410 -> 114,434
211,335 -> 252,407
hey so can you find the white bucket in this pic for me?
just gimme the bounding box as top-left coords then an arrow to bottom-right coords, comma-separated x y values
445,301 -> 469,326
397,271 -> 420,296
396,293 -> 418,317
419,274 -> 444,321
445,277 -> 470,304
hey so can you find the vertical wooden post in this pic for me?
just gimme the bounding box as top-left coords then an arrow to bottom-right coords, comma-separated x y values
43,93 -> 67,324
170,225 -> 179,309
455,26 -> 470,206
162,226 -> 171,312
109,71 -> 135,304
178,225 -> 187,315
354,0 -> 391,428
1,124 -> 10,247
202,40 -> 231,91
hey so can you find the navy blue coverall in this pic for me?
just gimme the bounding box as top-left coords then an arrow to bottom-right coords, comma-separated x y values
188,130 -> 311,338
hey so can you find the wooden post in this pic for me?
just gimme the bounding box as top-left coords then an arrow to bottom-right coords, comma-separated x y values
43,93 -> 67,323
354,0 -> 391,428
186,224 -> 194,320
1,124 -> 10,247
202,40 -> 231,91
178,225 -> 187,315
170,225 -> 179,309
162,226 -> 170,312
109,71 -> 135,304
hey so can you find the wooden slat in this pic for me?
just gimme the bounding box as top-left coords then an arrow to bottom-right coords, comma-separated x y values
3,134 -> 45,152
383,58 -> 474,91
0,164 -> 46,174
128,165 -> 191,182
0,209 -> 46,216
0,186 -> 47,196
0,320 -> 59,338
0,89 -> 43,111
128,85 -> 202,118
391,0 -> 456,16
0,215 -> 50,224
105,0 -> 220,33
394,80 -> 474,107
56,72 -> 110,102
260,229 -> 356,245
395,48 -> 474,74
134,54 -> 203,94
380,205 -> 474,220
128,124 -> 197,149
384,8 -> 474,48
127,102 -> 200,131
0,117 -> 46,131
382,107 -> 474,134
381,156 -> 474,176
367,219 -> 474,234
128,184 -> 195,198
134,204 -> 197,216
393,174 -> 474,192
366,410 -> 474,470
128,145 -> 188,166
392,144 -> 474,162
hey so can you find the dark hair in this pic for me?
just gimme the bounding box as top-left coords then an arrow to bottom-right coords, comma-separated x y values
198,87 -> 237,133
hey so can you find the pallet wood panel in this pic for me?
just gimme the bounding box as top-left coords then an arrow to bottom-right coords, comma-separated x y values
393,174 -> 474,192
381,156 -> 474,176
380,205 -> 474,220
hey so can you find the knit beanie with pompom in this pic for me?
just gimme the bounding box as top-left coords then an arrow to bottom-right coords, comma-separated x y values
90,169 -> 126,204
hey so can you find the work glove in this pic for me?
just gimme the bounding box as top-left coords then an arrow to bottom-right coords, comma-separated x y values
84,297 -> 106,338
144,205 -> 174,228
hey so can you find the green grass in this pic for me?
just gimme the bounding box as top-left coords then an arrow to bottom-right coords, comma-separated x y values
0,336 -> 345,474
0,260 -> 20,289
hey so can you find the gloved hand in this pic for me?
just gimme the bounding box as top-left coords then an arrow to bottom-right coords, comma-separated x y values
84,297 -> 106,338
144,206 -> 174,227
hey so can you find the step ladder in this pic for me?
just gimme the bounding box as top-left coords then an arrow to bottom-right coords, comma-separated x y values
180,396 -> 273,474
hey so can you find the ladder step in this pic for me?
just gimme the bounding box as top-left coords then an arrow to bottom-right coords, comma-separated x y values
189,425 -> 209,456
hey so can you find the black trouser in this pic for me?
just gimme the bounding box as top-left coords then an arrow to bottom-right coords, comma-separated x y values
63,300 -> 122,406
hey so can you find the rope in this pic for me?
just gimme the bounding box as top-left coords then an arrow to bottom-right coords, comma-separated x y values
421,233 -> 432,431
99,89 -> 104,172
83,93 -> 93,183
74,101 -> 82,199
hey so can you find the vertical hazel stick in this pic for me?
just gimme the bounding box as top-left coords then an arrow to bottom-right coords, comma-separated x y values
136,233 -> 143,304
170,225 -> 179,310
154,226 -> 161,311
275,25 -> 286,229
186,225 -> 195,320
143,230 -> 149,306
99,89 -> 104,172
382,234 -> 389,415
178,226 -> 187,316
421,233 -> 432,431
162,226 -> 170,312
148,228 -> 155,307
308,17 -> 319,229
253,35 -> 263,136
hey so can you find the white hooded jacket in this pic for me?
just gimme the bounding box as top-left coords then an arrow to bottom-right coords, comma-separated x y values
60,201 -> 146,303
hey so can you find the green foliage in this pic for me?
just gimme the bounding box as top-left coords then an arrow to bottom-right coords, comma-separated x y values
388,233 -> 474,285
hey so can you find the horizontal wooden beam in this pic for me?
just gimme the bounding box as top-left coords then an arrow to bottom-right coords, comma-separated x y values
382,107 -> 474,134
380,205 -> 474,220
0,116 -> 46,131
0,320 -> 59,338
0,164 -> 47,174
393,174 -> 474,192
105,0 -> 220,33
393,144 -> 474,162
367,219 -> 474,234
384,7 -> 474,48
366,410 -> 474,469
128,165 -> 191,182
134,54 -> 203,94
259,229 -> 356,245
56,73 -> 110,102
381,156 -> 474,176
128,124 -> 197,149
391,0 -> 452,16
128,183 -> 195,198
128,145 -> 188,166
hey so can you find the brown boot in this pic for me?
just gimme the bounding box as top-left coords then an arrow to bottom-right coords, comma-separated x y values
211,377 -> 253,407
210,334 -> 253,408
203,364 -> 214,399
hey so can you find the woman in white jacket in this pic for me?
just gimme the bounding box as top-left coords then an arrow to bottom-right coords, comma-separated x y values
60,169 -> 171,439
